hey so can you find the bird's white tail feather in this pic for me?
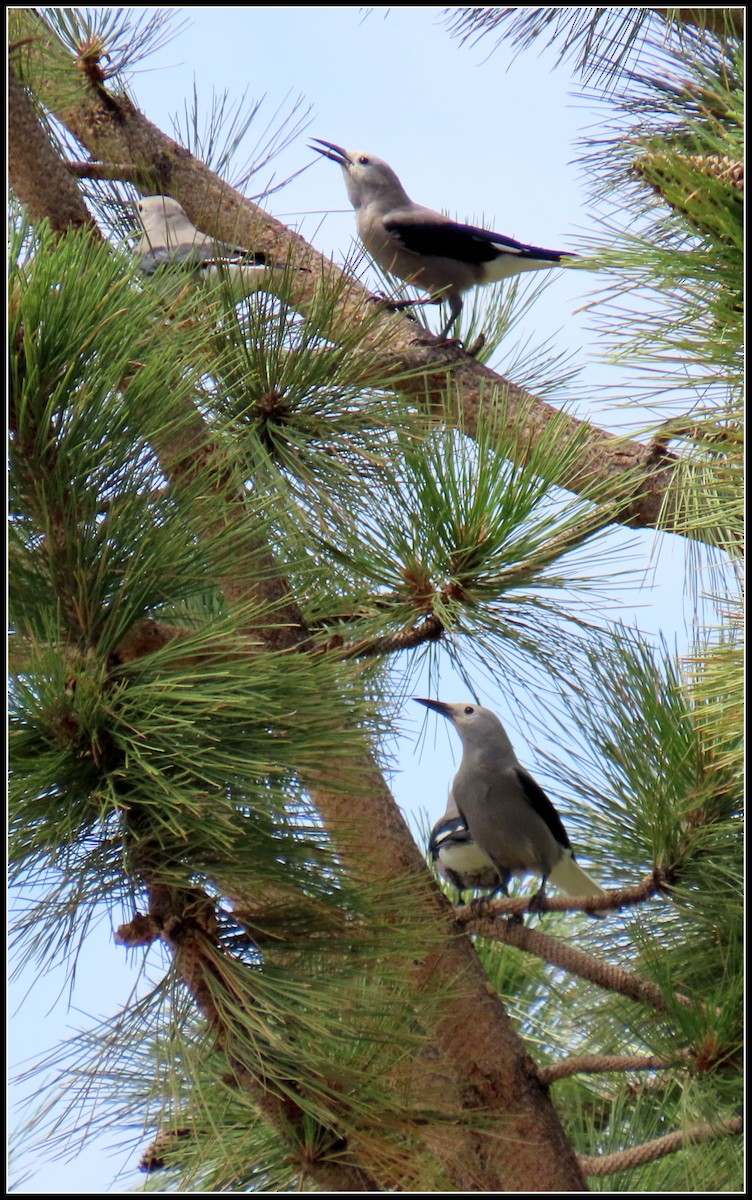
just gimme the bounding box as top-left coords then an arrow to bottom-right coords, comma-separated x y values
549,852 -> 605,898
484,256 -> 559,284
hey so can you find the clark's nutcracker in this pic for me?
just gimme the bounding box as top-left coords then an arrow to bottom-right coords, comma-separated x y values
429,793 -> 504,896
416,698 -> 605,908
135,195 -> 285,296
310,140 -> 576,338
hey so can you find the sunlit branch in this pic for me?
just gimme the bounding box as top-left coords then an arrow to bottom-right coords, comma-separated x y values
539,1050 -> 691,1085
579,1116 -> 743,1176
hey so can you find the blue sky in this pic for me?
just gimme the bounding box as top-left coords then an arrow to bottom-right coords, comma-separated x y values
8,7 -> 708,1192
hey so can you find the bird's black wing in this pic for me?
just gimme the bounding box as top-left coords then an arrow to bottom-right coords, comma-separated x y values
383,212 -> 568,266
137,246 -> 194,275
190,243 -> 269,267
514,768 -> 572,852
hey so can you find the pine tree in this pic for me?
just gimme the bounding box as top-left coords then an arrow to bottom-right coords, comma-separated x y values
8,8 -> 742,1191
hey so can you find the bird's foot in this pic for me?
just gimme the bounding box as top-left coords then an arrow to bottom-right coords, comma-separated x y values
527,883 -> 549,915
428,332 -> 485,354
411,333 -> 451,348
463,333 -> 486,357
368,292 -> 418,320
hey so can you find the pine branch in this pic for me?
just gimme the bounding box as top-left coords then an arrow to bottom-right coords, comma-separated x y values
455,870 -> 669,920
579,1115 -> 743,1176
319,483 -> 622,657
10,8 -> 713,549
116,886 -> 379,1191
8,618 -> 260,675
8,59 -> 97,236
460,916 -> 685,1013
539,1051 -> 691,1085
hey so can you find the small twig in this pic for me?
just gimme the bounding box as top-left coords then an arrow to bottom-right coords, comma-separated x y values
327,614 -> 446,658
579,1116 -> 743,1176
539,1051 -> 690,1085
651,7 -> 745,40
109,617 -> 193,665
65,159 -> 145,182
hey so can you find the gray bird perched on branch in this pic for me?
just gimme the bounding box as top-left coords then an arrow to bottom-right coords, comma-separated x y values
310,140 -> 576,338
416,698 -> 605,909
135,195 -> 286,296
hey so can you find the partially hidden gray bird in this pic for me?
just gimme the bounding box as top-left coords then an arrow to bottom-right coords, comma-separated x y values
416,698 -> 605,908
429,792 -> 504,897
310,140 -> 576,338
135,195 -> 286,296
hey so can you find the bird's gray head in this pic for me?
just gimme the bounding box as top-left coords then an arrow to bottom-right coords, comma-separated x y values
413,698 -> 517,757
310,139 -> 409,210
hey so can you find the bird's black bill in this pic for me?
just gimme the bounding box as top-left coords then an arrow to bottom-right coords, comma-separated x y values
413,697 -> 453,719
309,138 -> 351,167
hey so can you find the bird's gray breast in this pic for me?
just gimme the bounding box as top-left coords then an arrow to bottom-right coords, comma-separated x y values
452,764 -> 563,875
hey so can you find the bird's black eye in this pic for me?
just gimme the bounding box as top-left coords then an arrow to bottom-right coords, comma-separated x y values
464,706 -> 475,715
358,156 -> 370,166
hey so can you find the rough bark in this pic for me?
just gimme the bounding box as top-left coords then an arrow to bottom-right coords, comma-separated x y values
7,58 -> 97,235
